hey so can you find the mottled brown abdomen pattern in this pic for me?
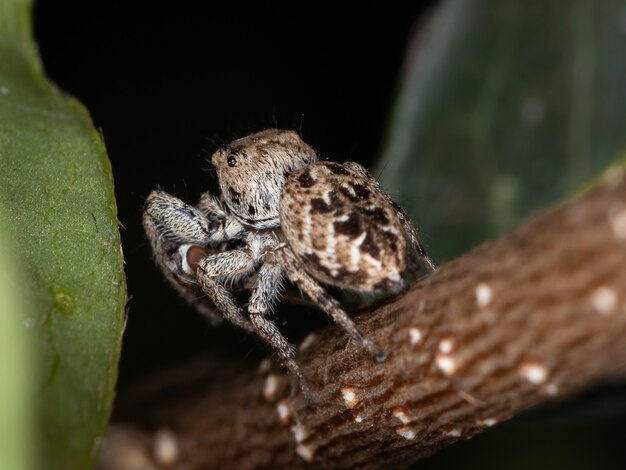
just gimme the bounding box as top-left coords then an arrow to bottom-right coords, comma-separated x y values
280,162 -> 406,292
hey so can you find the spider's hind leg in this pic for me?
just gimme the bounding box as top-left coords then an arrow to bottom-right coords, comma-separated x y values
397,211 -> 437,273
196,249 -> 313,398
277,247 -> 387,363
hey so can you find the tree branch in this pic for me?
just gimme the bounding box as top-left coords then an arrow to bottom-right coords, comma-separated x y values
99,169 -> 626,469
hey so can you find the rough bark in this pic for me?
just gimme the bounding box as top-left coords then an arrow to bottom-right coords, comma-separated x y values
99,168 -> 626,469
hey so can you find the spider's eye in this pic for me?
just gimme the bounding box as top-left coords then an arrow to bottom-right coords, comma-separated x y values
227,155 -> 237,167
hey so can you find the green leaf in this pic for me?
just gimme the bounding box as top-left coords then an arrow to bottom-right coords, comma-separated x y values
0,1 -> 126,468
0,214 -> 34,470
377,0 -> 626,261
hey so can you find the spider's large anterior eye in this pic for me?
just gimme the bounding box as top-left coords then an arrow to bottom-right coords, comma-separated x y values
180,244 -> 208,275
227,155 -> 237,167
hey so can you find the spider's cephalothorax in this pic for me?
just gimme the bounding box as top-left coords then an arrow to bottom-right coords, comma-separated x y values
211,129 -> 318,229
143,129 -> 435,396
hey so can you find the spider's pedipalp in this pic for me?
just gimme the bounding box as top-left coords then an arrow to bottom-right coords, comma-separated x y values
144,190 -> 214,245
198,192 -> 247,243
197,191 -> 228,219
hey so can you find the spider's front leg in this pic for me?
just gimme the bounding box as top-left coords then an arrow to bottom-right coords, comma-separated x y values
197,248 -> 312,395
195,250 -> 257,332
277,246 -> 387,362
143,190 -> 225,323
247,252 -> 312,397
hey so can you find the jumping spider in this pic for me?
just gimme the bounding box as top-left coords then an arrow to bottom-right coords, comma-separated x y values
143,129 -> 435,395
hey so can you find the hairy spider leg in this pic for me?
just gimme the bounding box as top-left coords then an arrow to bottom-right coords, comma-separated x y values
143,191 -> 224,324
196,251 -> 257,331
278,246 -> 387,362
397,209 -> 437,272
197,250 -> 311,396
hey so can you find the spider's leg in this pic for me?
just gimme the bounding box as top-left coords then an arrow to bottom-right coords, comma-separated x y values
247,257 -> 313,397
197,191 -> 228,218
249,313 -> 314,399
197,192 -> 247,243
277,247 -> 387,362
247,255 -> 284,314
197,275 -> 253,332
196,250 -> 258,331
197,250 -> 255,279
143,190 -> 213,245
250,316 -> 310,398
396,209 -> 437,273
143,191 -> 225,324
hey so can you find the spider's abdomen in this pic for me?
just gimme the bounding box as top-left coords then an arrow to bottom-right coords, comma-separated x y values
280,162 -> 407,292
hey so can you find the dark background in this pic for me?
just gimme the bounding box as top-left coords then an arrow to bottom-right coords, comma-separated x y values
33,2 -> 626,469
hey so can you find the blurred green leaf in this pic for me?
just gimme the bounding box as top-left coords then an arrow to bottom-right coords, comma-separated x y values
0,215 -> 34,470
0,1 -> 126,468
377,0 -> 626,260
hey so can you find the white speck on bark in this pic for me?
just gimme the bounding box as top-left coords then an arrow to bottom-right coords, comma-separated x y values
396,426 -> 417,440
153,428 -> 179,466
341,387 -> 359,409
436,355 -> 458,376
519,361 -> 548,384
475,283 -> 493,308
296,444 -> 316,462
392,406 -> 410,424
290,423 -> 308,443
409,327 -> 423,345
438,338 -> 454,354
590,286 -> 618,315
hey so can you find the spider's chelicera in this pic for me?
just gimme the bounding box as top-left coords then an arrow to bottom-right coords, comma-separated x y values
143,129 -> 435,395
